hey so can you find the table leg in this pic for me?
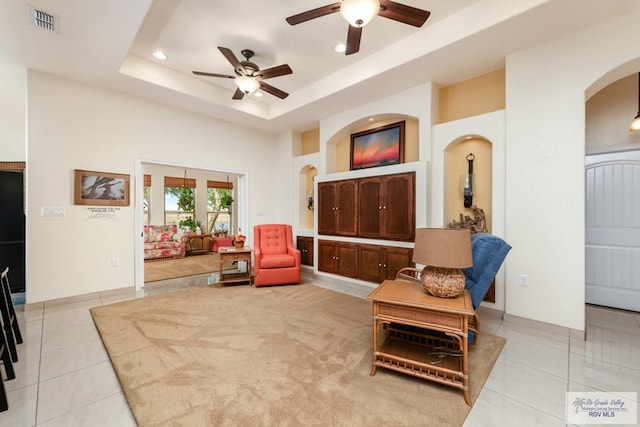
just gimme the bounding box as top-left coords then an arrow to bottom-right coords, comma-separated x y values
462,317 -> 471,405
219,256 -> 224,287
370,308 -> 378,376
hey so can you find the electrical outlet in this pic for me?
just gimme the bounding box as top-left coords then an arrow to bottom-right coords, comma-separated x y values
518,274 -> 528,286
111,257 -> 120,268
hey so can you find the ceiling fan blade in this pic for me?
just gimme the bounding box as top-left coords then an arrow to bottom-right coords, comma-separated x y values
256,64 -> 293,80
232,87 -> 245,100
378,0 -> 431,27
218,46 -> 244,73
192,71 -> 235,79
345,25 -> 362,55
286,2 -> 341,25
259,81 -> 289,99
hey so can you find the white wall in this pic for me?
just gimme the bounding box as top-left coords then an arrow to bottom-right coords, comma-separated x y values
504,11 -> 640,330
0,63 -> 26,160
26,71 -> 283,303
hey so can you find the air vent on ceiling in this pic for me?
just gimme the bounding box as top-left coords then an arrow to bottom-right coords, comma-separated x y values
28,5 -> 59,33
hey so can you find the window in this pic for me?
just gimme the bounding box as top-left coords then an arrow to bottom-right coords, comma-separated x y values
143,174 -> 150,225
207,180 -> 233,235
164,176 -> 196,226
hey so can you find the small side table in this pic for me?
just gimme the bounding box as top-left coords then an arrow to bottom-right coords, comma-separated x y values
186,233 -> 213,255
368,279 -> 475,405
212,237 -> 234,253
218,246 -> 253,286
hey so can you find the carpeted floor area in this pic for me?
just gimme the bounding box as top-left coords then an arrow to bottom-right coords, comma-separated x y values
91,283 -> 505,426
144,253 -> 236,283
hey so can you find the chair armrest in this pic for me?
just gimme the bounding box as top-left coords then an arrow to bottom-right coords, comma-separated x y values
287,246 -> 301,263
395,267 -> 423,283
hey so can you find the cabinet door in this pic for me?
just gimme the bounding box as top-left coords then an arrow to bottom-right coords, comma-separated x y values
318,182 -> 337,235
358,177 -> 383,238
297,236 -> 314,266
384,246 -> 413,281
336,242 -> 359,278
358,244 -> 384,282
336,180 -> 358,236
384,173 -> 415,241
317,240 -> 337,273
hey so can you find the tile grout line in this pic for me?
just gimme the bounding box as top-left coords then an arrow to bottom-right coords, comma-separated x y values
33,303 -> 45,426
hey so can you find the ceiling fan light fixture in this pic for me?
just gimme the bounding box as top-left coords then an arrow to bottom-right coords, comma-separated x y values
340,0 -> 380,28
234,75 -> 260,94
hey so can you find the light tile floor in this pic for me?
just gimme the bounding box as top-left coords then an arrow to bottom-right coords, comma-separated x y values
1,273 -> 639,426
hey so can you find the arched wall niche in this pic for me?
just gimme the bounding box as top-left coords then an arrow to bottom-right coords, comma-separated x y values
297,164 -> 317,232
585,57 -> 640,101
431,109 -> 506,310
585,62 -> 640,153
444,136 -> 493,231
324,113 -> 420,174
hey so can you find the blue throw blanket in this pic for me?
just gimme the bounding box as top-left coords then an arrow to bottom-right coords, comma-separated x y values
391,232 -> 511,345
463,233 -> 512,310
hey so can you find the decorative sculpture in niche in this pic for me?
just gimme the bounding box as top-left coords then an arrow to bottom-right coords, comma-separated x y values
448,205 -> 487,234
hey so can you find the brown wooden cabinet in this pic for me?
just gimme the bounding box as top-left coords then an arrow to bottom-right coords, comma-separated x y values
319,240 -> 413,284
296,236 -> 314,266
358,173 -> 415,241
317,180 -> 358,236
358,244 -> 413,283
319,172 -> 414,241
318,240 -> 359,278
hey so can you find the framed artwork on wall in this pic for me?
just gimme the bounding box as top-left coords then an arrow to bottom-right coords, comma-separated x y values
74,169 -> 130,206
350,121 -> 405,170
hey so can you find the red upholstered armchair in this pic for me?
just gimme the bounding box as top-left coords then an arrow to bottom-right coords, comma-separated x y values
253,224 -> 301,287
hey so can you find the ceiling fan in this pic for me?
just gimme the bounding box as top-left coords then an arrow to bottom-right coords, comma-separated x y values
192,47 -> 293,100
286,0 -> 431,55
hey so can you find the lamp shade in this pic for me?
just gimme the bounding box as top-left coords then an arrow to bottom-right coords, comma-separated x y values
413,228 -> 473,269
631,113 -> 640,132
340,0 -> 380,27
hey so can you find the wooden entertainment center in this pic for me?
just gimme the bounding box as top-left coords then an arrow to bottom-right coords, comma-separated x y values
317,171 -> 415,283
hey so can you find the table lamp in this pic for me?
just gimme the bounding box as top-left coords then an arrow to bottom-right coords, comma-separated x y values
413,228 -> 473,298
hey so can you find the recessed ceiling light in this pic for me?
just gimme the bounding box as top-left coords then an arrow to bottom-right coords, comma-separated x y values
334,43 -> 346,53
254,91 -> 263,97
152,50 -> 167,60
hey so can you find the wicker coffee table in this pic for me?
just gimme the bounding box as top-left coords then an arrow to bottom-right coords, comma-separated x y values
367,279 -> 475,405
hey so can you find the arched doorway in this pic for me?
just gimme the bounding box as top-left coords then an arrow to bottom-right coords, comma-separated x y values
585,71 -> 640,312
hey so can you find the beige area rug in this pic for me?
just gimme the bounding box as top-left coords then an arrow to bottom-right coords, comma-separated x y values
91,284 -> 505,427
144,253 -> 236,283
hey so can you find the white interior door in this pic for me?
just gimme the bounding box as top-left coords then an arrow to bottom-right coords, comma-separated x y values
585,150 -> 640,311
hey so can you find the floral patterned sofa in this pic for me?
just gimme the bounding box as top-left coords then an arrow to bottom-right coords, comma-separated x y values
143,225 -> 186,261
